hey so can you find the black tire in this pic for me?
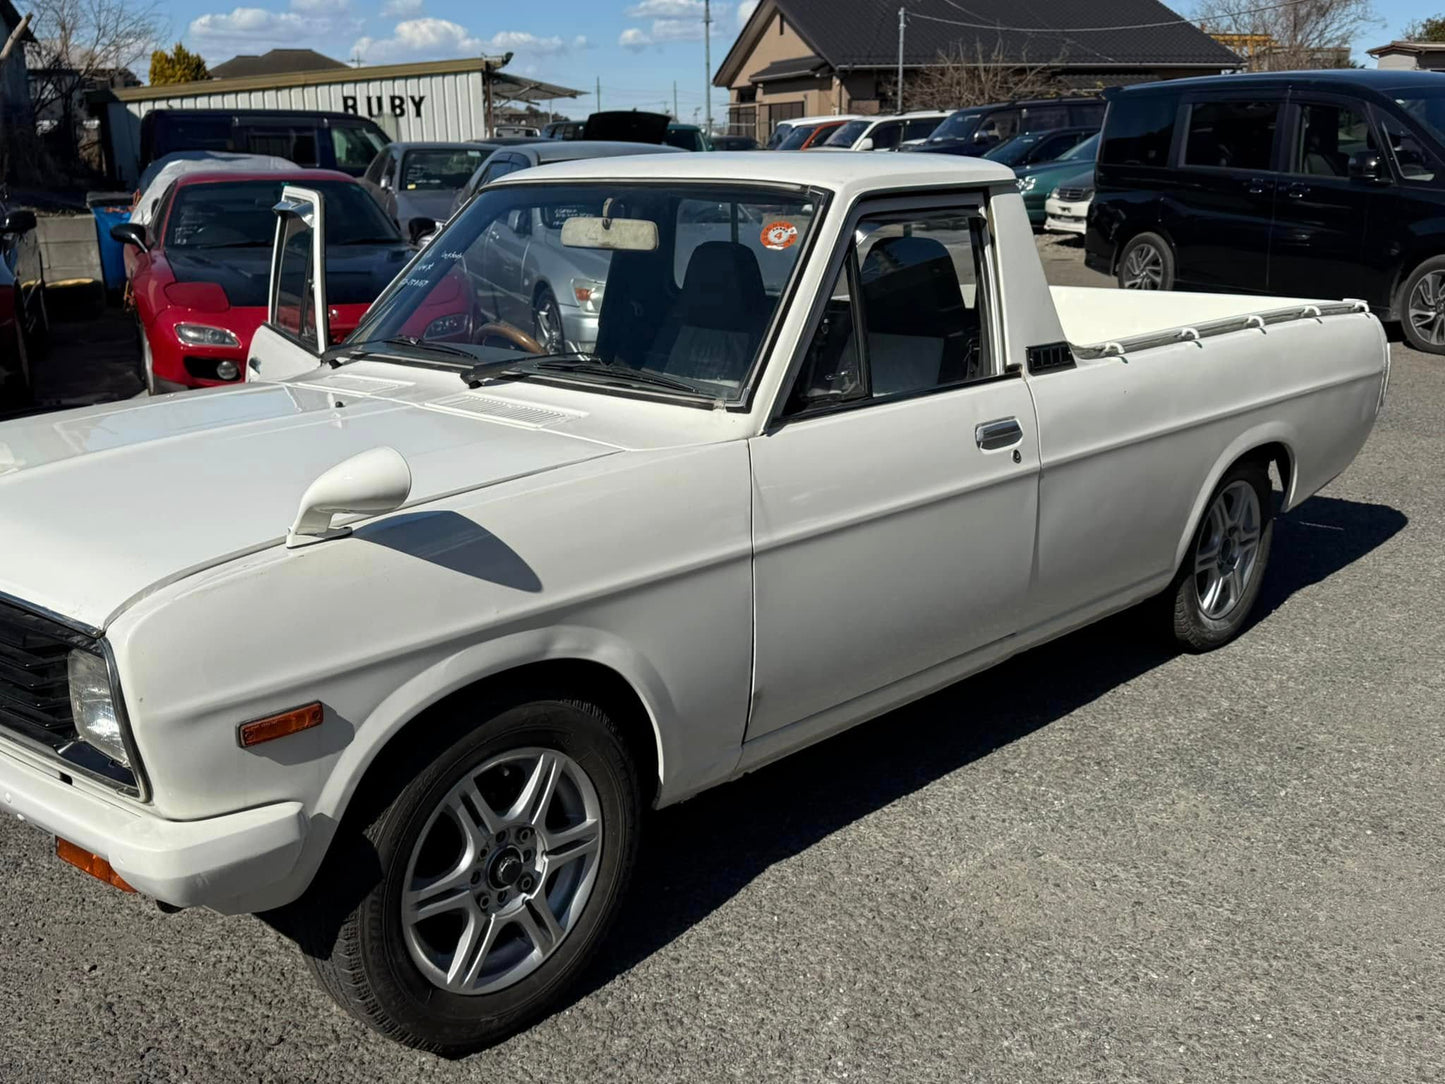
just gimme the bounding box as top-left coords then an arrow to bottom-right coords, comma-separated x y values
1169,459 -> 1274,652
1117,232 -> 1176,291
531,285 -> 564,354
1396,255 -> 1445,355
294,697 -> 641,1055
134,318 -> 155,395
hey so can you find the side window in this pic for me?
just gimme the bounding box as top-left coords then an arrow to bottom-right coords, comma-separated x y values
790,208 -> 990,413
676,197 -> 817,292
1379,112 -> 1438,182
1184,100 -> 1280,171
978,109 -> 1019,145
333,125 -> 387,171
1071,102 -> 1106,126
905,117 -> 941,141
291,130 -> 319,167
273,213 -> 318,349
871,122 -> 904,150
363,150 -> 387,186
1100,93 -> 1179,166
381,154 -> 398,188
1023,105 -> 1069,131
1290,102 -> 1376,177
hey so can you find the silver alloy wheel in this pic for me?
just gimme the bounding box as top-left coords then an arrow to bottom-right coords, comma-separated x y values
532,290 -> 564,354
1121,242 -> 1164,289
400,747 -> 603,995
1193,480 -> 1263,620
1407,269 -> 1445,346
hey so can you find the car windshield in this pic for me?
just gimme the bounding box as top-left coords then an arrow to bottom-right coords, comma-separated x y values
1057,132 -> 1099,161
663,128 -> 701,151
822,120 -> 871,147
983,134 -> 1043,165
402,148 -> 490,190
776,123 -> 820,150
351,181 -> 822,401
1391,87 -> 1445,147
165,179 -> 400,249
929,111 -> 983,142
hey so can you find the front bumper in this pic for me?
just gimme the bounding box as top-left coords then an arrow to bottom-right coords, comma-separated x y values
0,739 -> 305,911
1044,197 -> 1090,235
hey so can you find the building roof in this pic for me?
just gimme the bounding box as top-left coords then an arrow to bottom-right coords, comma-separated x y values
114,55 -> 580,104
0,0 -> 35,41
209,49 -> 348,79
717,0 -> 1240,85
1368,39 -> 1445,58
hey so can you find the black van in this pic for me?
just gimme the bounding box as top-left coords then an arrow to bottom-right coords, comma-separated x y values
139,110 -> 391,178
1086,70 -> 1445,353
918,96 -> 1105,155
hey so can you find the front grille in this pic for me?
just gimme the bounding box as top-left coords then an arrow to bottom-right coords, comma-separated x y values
1055,186 -> 1091,202
0,600 -> 138,793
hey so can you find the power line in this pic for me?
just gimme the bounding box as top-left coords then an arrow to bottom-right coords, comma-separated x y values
911,0 -> 1309,33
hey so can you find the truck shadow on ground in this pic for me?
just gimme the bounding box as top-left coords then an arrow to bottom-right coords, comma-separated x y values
574,492 -> 1406,1003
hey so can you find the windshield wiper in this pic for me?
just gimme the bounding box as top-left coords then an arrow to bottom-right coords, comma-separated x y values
378,335 -> 477,359
528,358 -> 704,395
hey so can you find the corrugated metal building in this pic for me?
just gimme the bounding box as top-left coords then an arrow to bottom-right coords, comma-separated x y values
104,57 -> 580,184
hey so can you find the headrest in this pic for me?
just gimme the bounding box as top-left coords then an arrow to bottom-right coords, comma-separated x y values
679,241 -> 767,331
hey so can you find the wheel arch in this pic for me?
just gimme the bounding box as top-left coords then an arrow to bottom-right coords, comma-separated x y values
1172,431 -> 1295,574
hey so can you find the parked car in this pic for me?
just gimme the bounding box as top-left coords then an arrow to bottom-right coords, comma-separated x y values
362,142 -> 493,243
494,124 -> 541,138
0,202 -> 46,408
110,169 -> 410,393
710,135 -> 759,151
0,152 -> 1385,1055
815,111 -> 949,151
1086,70 -> 1445,353
774,117 -> 858,149
542,121 -> 584,140
1014,133 -> 1098,226
765,113 -> 850,148
664,123 -> 712,151
982,127 -> 1097,169
138,109 -> 390,179
1044,169 -> 1094,234
922,97 -> 1105,155
130,151 -> 296,228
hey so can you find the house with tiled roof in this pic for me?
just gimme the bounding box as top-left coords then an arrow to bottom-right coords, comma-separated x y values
715,0 -> 1240,141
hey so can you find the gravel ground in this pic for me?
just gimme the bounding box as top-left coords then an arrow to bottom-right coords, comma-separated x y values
1,238 -> 1441,1083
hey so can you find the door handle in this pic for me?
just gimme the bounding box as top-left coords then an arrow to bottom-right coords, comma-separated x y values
975,417 -> 1023,450
1244,177 -> 1271,196
1285,183 -> 1310,199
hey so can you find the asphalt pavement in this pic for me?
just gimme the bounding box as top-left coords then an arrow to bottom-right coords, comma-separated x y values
1,238 -> 1441,1083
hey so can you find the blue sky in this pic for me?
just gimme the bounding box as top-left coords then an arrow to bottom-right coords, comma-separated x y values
155,0 -> 1423,121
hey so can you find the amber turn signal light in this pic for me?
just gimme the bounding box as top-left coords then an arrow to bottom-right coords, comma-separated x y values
55,838 -> 135,893
238,702 -> 324,748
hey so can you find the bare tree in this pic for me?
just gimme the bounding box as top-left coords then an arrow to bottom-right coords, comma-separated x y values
26,0 -> 163,125
906,42 -> 1067,112
1193,0 -> 1379,69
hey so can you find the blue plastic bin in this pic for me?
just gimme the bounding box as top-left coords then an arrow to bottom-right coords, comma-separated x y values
92,205 -> 131,292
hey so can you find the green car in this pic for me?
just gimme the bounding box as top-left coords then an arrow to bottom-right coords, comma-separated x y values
1014,133 -> 1097,226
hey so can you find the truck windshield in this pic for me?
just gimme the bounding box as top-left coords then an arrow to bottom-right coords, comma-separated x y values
928,111 -> 983,142
1392,87 -> 1445,148
351,181 -> 823,402
822,120 -> 871,147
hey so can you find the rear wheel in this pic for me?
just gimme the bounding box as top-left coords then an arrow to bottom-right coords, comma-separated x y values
531,286 -> 564,354
1117,232 -> 1175,291
296,697 -> 641,1055
1398,256 -> 1445,354
1168,460 -> 1274,652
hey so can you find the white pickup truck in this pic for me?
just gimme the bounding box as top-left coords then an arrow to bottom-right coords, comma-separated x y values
0,153 -> 1387,1053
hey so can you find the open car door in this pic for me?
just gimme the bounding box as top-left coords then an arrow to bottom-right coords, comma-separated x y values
247,185 -> 330,383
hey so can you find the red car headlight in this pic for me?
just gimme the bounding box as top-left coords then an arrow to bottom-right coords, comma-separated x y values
175,323 -> 240,347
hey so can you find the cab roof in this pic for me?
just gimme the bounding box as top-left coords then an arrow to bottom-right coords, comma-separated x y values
171,168 -> 355,188
1114,69 -> 1445,95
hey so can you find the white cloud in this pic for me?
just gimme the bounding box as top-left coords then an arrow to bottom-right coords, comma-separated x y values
288,0 -> 348,13
354,20 -> 587,63
624,0 -> 704,16
736,0 -> 758,29
618,26 -> 652,51
380,0 -> 422,15
188,0 -> 360,57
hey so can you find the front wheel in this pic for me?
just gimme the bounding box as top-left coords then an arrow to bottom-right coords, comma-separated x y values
1398,255 -> 1445,354
296,698 -> 641,1055
1168,460 -> 1274,652
531,285 -> 564,354
1117,232 -> 1175,291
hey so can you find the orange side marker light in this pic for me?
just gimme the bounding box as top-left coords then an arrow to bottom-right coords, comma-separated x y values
238,702 -> 324,748
56,838 -> 135,893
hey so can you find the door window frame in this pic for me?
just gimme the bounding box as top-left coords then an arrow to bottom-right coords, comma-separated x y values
1277,93 -> 1377,180
768,191 -> 1010,429
267,185 -> 329,354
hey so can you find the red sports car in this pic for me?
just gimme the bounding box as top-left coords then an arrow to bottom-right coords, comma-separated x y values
114,169 -> 413,393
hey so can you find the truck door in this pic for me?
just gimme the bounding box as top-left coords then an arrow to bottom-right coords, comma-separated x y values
248,185 -> 331,382
747,198 -> 1039,740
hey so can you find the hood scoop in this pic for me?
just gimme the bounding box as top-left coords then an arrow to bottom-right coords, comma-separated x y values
428,393 -> 585,430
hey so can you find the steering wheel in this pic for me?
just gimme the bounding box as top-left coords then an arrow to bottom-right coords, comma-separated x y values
474,321 -> 545,355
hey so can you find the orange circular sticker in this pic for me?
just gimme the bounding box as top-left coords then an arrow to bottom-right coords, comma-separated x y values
760,221 -> 799,251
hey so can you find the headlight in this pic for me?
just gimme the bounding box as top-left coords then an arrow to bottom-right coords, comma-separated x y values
1018,176 -> 1037,193
1080,188 -> 1096,201
425,312 -> 468,338
571,278 -> 605,313
175,323 -> 240,347
68,650 -> 129,768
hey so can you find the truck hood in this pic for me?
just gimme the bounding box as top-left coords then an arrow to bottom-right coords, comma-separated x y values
0,381 -> 616,629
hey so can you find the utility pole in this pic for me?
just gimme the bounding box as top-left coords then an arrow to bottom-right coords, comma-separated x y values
596,76 -> 602,114
703,0 -> 713,135
896,7 -> 906,114
673,81 -> 679,121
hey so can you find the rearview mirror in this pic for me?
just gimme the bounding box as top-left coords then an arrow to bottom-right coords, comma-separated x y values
1348,150 -> 1388,183
408,217 -> 437,245
109,220 -> 147,250
560,215 -> 658,251
856,136 -> 874,151
1,209 -> 36,236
